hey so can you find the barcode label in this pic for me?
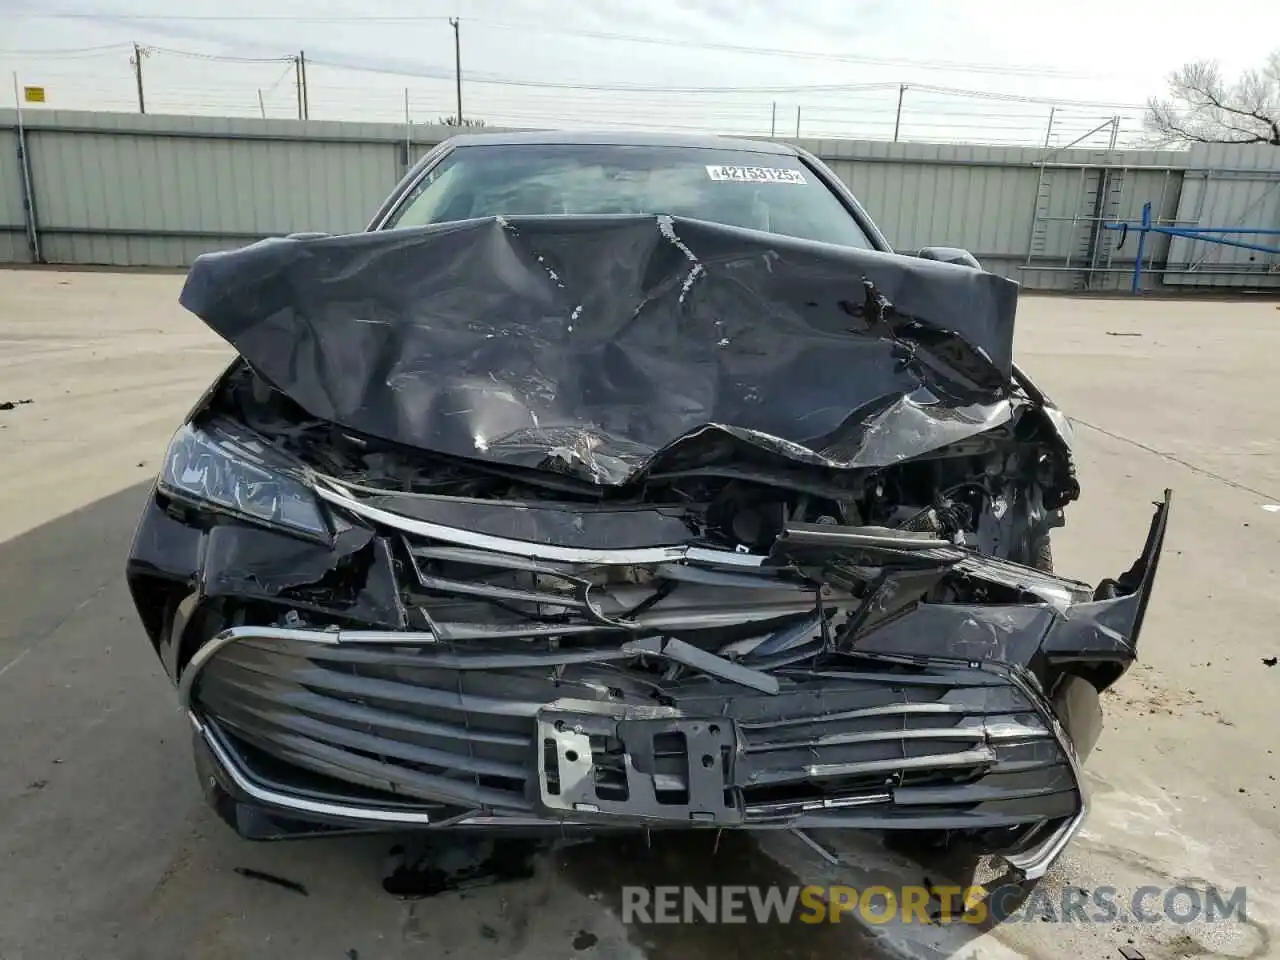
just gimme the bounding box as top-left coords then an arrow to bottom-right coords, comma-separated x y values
705,165 -> 807,184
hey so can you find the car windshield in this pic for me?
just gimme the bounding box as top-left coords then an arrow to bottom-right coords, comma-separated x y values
384,142 -> 875,249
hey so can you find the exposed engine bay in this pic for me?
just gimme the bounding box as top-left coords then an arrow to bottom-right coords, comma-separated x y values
217,360 -> 1073,571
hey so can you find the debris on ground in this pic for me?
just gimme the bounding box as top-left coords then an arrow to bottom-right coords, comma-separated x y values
0,399 -> 34,411
1263,657 -> 1277,667
573,930 -> 599,950
1105,331 -> 1143,337
232,867 -> 309,896
1119,947 -> 1146,960
791,827 -> 841,864
381,838 -> 542,899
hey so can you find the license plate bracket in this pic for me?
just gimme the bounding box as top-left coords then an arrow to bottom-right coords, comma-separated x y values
535,699 -> 741,824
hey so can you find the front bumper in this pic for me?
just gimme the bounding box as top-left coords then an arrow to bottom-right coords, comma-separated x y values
130,481 -> 1170,881
182,623 -> 1086,878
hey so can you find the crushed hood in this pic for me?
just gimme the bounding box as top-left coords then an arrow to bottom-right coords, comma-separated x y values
179,214 -> 1021,486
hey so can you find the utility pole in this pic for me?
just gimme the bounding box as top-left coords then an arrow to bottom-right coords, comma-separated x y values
795,105 -> 801,138
449,18 -> 462,125
12,71 -> 42,262
294,55 -> 303,119
1043,106 -> 1056,147
257,89 -> 266,119
130,42 -> 148,114
299,50 -> 309,120
770,101 -> 776,137
893,84 -> 906,143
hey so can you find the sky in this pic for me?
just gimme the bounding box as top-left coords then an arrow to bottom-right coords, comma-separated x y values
3,0 -> 1278,147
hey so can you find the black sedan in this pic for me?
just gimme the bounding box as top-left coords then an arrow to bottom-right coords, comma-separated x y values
127,131 -> 1169,880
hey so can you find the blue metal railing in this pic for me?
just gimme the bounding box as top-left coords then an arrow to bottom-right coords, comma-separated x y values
1103,202 -> 1280,293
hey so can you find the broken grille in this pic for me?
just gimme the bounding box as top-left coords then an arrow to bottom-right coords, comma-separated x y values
190,628 -> 1079,827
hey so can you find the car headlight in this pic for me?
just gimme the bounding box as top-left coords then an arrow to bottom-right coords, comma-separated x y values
159,421 -> 329,539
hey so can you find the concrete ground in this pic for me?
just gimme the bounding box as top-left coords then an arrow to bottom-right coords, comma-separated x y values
0,270 -> 1277,960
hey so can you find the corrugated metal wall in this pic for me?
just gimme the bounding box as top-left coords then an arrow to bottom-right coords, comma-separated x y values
1,108 -> 1276,292
3,111 -> 418,267
0,124 -> 29,264
1164,142 -> 1280,288
808,140 -> 1045,281
1015,152 -> 1185,293
740,138 -> 1189,291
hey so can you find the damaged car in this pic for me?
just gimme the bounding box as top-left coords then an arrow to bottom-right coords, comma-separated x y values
127,132 -> 1169,880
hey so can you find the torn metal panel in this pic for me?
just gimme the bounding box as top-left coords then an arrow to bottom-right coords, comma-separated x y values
200,524 -> 370,596
775,522 -> 952,551
849,493 -> 1170,681
349,486 -> 696,550
198,523 -> 404,629
623,636 -> 781,695
179,215 -> 1018,486
838,566 -> 952,641
1043,491 -> 1171,664
314,478 -> 768,568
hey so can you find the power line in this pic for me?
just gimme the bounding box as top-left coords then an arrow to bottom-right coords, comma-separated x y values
297,54 -> 1147,106
15,11 -> 1124,80
468,19 -> 1101,80
15,71 -> 1143,118
0,39 -> 1145,106
912,83 -> 1143,110
262,61 -> 296,96
301,56 -> 895,95
0,42 -> 131,57
1,47 -> 1147,109
15,12 -> 454,22
0,38 -> 1151,147
145,44 -> 293,64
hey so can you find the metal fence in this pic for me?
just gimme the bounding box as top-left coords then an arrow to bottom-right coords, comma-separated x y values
2,108 -> 1278,291
1163,142 -> 1280,288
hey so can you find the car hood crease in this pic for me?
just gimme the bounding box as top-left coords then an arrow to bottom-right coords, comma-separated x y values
179,214 -> 1021,486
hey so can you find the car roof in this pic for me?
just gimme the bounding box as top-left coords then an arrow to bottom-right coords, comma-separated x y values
436,129 -> 801,156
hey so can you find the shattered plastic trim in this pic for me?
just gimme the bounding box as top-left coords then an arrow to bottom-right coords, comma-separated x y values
313,478 -> 768,567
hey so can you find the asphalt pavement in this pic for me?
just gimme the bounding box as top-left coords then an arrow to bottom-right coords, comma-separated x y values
1,270 -> 1276,960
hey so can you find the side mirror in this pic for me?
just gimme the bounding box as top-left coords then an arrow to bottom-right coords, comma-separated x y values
912,246 -> 983,270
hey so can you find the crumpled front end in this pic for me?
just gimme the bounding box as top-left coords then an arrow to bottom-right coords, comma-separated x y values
129,459 -> 1168,880
129,216 -> 1168,878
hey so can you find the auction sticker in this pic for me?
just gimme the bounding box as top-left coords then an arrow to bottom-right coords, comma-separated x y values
705,164 -> 807,184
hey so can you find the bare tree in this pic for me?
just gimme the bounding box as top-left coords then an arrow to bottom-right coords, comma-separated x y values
437,115 -> 486,128
1145,52 -> 1280,146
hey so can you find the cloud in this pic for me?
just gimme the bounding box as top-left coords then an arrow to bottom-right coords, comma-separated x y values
3,0 -> 1277,142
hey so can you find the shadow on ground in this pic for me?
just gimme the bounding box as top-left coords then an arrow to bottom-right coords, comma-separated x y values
0,482 -> 1004,959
